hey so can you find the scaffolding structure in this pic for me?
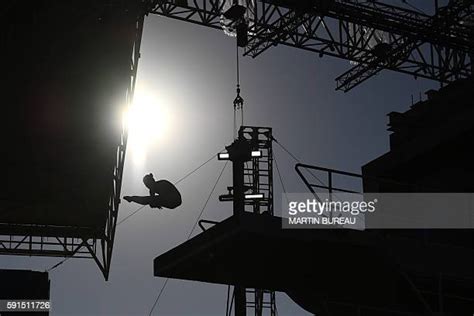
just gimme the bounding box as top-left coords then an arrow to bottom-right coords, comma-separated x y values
149,0 -> 473,91
0,1 -> 145,280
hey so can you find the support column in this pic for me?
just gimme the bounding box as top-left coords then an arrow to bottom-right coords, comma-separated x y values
235,286 -> 247,316
232,159 -> 245,216
226,135 -> 251,316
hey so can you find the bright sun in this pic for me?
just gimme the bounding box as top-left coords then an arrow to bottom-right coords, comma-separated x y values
123,88 -> 172,166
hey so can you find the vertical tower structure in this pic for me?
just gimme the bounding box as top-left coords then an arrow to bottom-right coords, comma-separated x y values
240,126 -> 274,216
221,126 -> 276,316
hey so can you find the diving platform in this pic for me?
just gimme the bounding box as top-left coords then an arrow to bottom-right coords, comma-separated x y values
154,212 -> 388,292
154,211 -> 474,315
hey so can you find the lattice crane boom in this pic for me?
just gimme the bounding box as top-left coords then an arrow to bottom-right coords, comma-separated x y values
148,0 -> 473,91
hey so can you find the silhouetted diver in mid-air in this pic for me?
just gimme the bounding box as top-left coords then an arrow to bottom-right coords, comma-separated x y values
123,173 -> 182,209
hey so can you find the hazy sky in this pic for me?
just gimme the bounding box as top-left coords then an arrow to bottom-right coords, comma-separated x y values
2,8 -> 438,315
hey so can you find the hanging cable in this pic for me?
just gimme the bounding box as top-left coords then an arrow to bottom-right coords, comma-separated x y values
237,42 -> 243,128
273,136 -> 355,209
271,135 -> 353,209
272,137 -> 300,164
148,161 -> 229,315
174,152 -> 219,186
233,105 -> 237,139
45,255 -> 72,273
117,205 -> 147,226
272,136 -> 326,187
148,278 -> 169,316
186,161 -> 229,240
233,41 -> 244,139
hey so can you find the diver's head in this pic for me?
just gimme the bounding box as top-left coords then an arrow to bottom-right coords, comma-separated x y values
143,173 -> 155,189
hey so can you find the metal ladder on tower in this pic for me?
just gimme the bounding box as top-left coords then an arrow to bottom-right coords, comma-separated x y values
241,126 -> 273,215
246,289 -> 276,316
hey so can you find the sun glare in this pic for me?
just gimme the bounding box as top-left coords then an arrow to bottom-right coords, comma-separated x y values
123,89 -> 172,166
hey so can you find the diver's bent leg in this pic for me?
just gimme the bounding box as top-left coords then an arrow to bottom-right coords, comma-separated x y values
123,196 -> 154,205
